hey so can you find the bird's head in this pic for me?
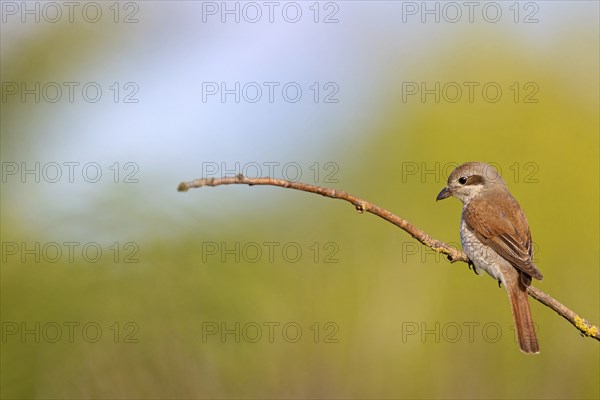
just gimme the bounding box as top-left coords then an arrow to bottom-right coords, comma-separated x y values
436,162 -> 505,205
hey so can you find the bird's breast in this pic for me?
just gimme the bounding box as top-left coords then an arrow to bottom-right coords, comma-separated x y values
460,219 -> 508,286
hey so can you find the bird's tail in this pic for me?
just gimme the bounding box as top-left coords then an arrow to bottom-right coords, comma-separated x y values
507,280 -> 540,354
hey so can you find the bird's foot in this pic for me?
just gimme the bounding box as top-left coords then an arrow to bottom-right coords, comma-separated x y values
467,259 -> 479,275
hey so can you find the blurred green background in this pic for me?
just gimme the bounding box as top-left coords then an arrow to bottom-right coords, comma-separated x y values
1,2 -> 598,399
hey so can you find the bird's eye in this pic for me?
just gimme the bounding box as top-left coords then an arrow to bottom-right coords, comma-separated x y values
458,176 -> 467,185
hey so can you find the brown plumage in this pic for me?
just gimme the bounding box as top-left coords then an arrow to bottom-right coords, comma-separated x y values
462,185 -> 543,285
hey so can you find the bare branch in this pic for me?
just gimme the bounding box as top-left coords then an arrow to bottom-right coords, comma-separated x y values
527,286 -> 599,340
178,174 -> 600,341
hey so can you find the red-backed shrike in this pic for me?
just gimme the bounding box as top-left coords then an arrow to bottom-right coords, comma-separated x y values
437,162 -> 543,353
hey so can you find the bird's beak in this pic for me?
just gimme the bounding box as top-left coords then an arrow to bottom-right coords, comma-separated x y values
436,187 -> 452,201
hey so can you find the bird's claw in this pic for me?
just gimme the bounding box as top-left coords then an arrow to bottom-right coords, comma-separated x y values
467,259 -> 479,275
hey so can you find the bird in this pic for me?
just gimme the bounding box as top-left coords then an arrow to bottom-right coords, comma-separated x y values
436,162 -> 543,353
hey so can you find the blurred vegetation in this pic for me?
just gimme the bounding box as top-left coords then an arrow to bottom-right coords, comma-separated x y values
2,8 -> 599,400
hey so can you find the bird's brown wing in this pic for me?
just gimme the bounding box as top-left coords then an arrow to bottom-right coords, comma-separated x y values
463,189 -> 543,282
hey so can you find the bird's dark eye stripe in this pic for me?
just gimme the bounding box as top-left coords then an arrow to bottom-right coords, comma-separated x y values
457,175 -> 484,185
465,175 -> 485,185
